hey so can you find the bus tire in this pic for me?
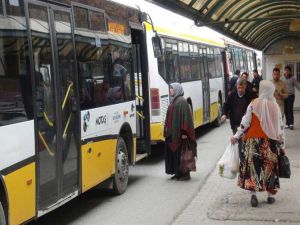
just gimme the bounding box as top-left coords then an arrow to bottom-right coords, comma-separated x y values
0,201 -> 6,225
112,137 -> 129,195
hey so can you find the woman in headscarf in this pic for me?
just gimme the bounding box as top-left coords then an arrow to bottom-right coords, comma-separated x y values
164,83 -> 197,181
107,86 -> 123,104
231,80 -> 285,207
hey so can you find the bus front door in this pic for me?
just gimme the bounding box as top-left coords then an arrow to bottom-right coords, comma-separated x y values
131,28 -> 151,159
26,1 -> 79,212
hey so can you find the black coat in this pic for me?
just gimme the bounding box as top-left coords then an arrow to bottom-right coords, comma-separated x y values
252,76 -> 263,92
223,90 -> 253,130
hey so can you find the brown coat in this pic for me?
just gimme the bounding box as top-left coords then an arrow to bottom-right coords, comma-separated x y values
271,79 -> 288,114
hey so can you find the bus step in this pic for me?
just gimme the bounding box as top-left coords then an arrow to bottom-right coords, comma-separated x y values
136,153 -> 148,162
136,139 -> 146,153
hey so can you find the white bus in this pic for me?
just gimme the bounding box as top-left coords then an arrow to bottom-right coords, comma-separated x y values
134,1 -> 224,143
131,0 -> 259,143
225,39 -> 260,79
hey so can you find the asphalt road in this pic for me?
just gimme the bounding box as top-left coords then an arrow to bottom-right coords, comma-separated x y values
29,122 -> 232,225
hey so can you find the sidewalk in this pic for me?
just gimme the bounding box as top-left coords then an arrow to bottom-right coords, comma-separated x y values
173,111 -> 300,225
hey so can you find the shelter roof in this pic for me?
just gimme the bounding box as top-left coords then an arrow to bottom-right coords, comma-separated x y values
149,0 -> 300,50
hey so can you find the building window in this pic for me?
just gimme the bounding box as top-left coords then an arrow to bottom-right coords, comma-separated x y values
5,0 -> 24,16
74,6 -> 89,29
90,11 -> 106,32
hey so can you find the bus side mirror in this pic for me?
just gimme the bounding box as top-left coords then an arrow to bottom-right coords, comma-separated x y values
152,35 -> 162,58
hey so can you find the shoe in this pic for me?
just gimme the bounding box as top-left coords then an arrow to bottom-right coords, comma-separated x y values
290,125 -> 294,130
267,197 -> 276,204
177,173 -> 191,181
251,195 -> 258,207
285,125 -> 289,129
171,175 -> 178,180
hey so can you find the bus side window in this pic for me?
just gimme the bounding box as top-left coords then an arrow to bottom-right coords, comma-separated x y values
190,44 -> 200,80
76,43 -> 133,110
156,38 -> 167,81
0,13 -> 33,126
110,46 -> 133,103
78,63 -> 94,109
207,48 -> 216,78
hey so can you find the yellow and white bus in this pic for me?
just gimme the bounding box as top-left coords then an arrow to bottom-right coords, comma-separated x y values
132,0 -> 259,143
135,1 -> 226,143
0,0 -> 151,224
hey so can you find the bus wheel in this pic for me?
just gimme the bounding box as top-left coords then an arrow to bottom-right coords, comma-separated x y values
0,201 -> 6,225
213,99 -> 222,127
113,137 -> 129,195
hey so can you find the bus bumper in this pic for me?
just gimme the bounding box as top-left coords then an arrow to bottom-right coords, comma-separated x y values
150,122 -> 165,143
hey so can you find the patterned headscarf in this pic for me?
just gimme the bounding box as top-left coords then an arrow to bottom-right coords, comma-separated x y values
170,82 -> 184,103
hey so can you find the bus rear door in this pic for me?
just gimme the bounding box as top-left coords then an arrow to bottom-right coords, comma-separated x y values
26,1 -> 80,214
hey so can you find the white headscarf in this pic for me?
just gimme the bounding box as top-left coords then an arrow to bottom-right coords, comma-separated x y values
170,83 -> 184,103
253,80 -> 283,140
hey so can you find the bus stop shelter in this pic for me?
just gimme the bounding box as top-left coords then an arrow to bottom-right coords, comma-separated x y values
149,0 -> 300,51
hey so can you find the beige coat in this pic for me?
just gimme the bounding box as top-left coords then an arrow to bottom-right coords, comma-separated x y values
271,79 -> 288,114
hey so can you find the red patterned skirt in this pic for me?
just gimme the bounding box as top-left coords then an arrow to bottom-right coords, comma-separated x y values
238,138 -> 280,194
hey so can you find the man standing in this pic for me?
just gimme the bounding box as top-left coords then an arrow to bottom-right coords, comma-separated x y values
221,78 -> 252,134
283,65 -> 300,130
271,67 -> 288,116
228,69 -> 240,96
252,69 -> 262,93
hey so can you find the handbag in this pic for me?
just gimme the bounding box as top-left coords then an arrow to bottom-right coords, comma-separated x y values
179,140 -> 196,174
278,154 -> 291,178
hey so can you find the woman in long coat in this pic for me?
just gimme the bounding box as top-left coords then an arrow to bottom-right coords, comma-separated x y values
164,83 -> 197,181
232,80 -> 285,207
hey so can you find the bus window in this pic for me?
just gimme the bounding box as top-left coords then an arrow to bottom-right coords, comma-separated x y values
247,51 -> 254,75
76,40 -> 133,109
234,49 -> 240,70
179,42 -> 191,82
165,44 -> 173,82
165,41 -> 179,82
238,49 -> 245,71
190,44 -> 200,80
214,48 -> 223,78
0,0 -> 3,15
156,38 -> 166,80
242,50 -> 247,72
111,46 -> 133,102
207,48 -> 216,78
198,47 -> 204,80
172,43 -> 180,82
0,1 -> 33,127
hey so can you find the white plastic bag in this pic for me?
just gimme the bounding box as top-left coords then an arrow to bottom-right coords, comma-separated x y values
218,143 -> 239,179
